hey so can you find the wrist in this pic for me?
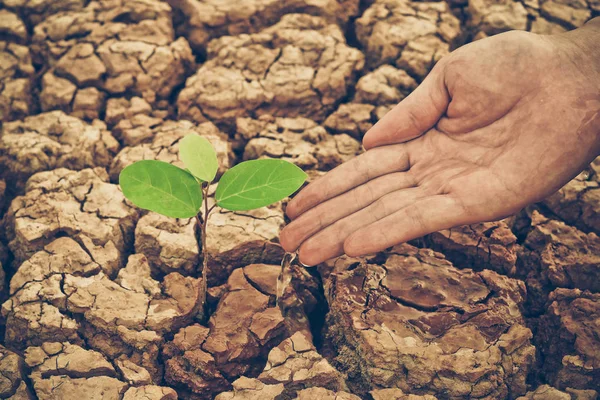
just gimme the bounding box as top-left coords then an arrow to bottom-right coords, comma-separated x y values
553,17 -> 600,84
549,18 -> 600,155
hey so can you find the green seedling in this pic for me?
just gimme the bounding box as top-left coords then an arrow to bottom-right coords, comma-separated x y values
119,134 -> 307,316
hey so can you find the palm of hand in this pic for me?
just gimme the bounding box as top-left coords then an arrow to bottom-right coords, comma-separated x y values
281,31 -> 600,266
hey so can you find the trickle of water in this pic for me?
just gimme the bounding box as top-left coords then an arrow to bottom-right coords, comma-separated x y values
276,251 -> 313,341
276,251 -> 296,307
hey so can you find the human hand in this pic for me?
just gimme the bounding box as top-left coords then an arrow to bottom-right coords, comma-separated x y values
280,19 -> 600,266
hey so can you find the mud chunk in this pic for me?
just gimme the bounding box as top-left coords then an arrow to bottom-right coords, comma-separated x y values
516,385 -> 598,400
24,342 -> 127,400
354,65 -> 418,107
0,0 -> 86,25
257,332 -> 348,396
32,0 -> 195,116
214,377 -> 284,400
0,179 -> 5,211
4,250 -> 202,382
134,213 -> 199,277
105,97 -> 154,127
318,253 -> 385,283
468,0 -> 528,35
163,324 -> 230,399
426,220 -> 518,275
122,386 -> 178,400
2,240 -> 84,347
529,16 -> 568,34
26,342 -> 117,377
39,72 -> 76,112
0,41 -> 35,122
3,168 -> 138,264
0,111 -> 119,185
71,88 -> 106,121
164,264 -> 319,398
0,9 -> 27,42
9,237 -> 119,292
205,200 -> 285,286
542,171 -> 600,235
115,253 -> 162,297
202,269 -> 288,377
168,0 -> 361,52
111,116 -> 165,147
23,342 -> 176,400
356,0 -> 460,78
115,358 -> 153,385
110,119 -> 234,179
0,261 -> 6,303
324,65 -> 419,138
371,388 -> 439,399
323,104 -> 376,140
177,14 -> 364,124
217,381 -> 360,400
325,244 -> 535,398
468,0 -> 593,37
538,0 -> 592,29
518,211 -> 600,314
0,345 -> 34,399
69,266 -> 202,381
537,289 -> 600,391
295,387 -> 361,399
104,96 -> 171,147
240,116 -> 362,170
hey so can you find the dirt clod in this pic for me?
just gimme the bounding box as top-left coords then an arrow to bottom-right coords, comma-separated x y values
23,342 -> 176,399
3,168 -> 138,265
356,0 -> 461,79
163,263 -> 320,398
517,211 -> 600,314
0,111 -> 119,186
325,244 -> 535,399
240,116 -> 362,170
167,0 -> 361,52
0,345 -> 34,399
426,220 -> 519,276
31,0 -> 195,117
0,39 -> 35,122
537,289 -> 600,392
177,14 -> 364,125
110,119 -> 234,178
516,385 -> 598,400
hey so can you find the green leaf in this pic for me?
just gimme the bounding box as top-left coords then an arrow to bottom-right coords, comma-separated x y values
119,160 -> 203,218
216,159 -> 307,211
179,134 -> 219,182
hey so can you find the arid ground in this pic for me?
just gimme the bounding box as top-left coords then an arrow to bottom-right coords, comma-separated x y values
0,0 -> 599,399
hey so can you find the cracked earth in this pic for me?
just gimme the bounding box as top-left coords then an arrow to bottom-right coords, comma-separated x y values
0,0 -> 599,398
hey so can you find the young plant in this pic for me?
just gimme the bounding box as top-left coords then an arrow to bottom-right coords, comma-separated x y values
119,134 -> 307,315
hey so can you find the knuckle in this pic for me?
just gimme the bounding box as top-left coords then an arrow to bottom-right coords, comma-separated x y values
279,227 -> 298,251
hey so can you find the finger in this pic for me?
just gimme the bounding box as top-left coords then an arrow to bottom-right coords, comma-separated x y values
280,172 -> 416,252
344,195 -> 470,256
296,187 -> 424,266
362,60 -> 450,150
286,144 -> 410,220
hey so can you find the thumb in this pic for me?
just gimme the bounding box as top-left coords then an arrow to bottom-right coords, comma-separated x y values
362,60 -> 450,150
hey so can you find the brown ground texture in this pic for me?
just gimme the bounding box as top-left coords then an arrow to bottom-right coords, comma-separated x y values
0,0 -> 599,399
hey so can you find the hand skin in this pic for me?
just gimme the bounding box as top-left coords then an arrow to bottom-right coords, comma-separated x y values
280,17 -> 600,266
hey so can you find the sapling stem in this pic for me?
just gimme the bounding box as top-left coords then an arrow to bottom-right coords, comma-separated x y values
197,182 -> 212,320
